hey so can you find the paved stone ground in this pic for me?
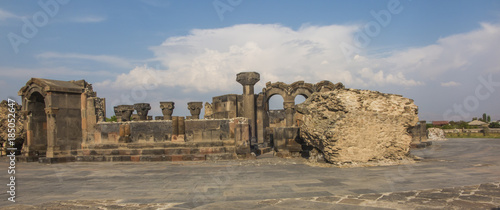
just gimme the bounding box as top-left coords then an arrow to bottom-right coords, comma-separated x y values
0,138 -> 499,209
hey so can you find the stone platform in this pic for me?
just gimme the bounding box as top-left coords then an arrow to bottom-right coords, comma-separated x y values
1,138 -> 499,209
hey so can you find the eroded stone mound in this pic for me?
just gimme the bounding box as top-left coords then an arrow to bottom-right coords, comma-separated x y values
427,128 -> 447,141
0,100 -> 25,154
296,88 -> 419,165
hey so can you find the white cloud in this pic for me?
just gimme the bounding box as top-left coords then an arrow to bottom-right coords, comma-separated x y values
382,22 -> 500,78
0,66 -> 114,79
99,22 -> 500,94
441,81 -> 461,87
104,24 -> 381,91
359,68 -> 423,86
37,52 -> 133,68
0,8 -> 20,21
70,16 -> 106,23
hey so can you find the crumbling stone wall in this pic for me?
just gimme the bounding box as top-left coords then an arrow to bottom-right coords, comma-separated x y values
427,128 -> 447,141
207,94 -> 243,119
296,88 -> 419,165
0,100 -> 25,155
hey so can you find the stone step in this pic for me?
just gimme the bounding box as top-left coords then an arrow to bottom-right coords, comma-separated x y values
75,153 -> 237,162
254,147 -> 273,155
78,146 -> 236,156
81,140 -> 235,150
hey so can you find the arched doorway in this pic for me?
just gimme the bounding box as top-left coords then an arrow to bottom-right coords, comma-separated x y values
19,78 -> 90,159
26,91 -> 48,157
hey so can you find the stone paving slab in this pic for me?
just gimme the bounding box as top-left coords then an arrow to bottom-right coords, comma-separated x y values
0,138 -> 500,209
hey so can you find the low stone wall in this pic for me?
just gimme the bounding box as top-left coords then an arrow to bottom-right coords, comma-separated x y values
79,118 -> 252,161
443,128 -> 500,133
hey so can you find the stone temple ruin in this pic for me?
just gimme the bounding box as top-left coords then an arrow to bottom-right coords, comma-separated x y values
14,72 -> 424,164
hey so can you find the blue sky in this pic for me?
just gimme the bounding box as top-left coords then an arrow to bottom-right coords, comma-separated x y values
1,0 -> 499,121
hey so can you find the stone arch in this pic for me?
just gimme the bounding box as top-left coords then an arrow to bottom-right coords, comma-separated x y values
25,91 -> 48,157
290,81 -> 314,100
254,77 -> 345,149
264,81 -> 288,103
19,78 -> 90,159
314,80 -> 344,92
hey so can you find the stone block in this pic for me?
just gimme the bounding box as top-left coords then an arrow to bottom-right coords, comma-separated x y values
142,149 -> 165,155
131,156 -> 141,162
171,155 -> 183,161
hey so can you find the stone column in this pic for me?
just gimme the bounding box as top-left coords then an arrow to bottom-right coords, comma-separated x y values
22,110 -> 33,156
117,105 -> 134,122
45,107 -> 58,158
256,93 -> 266,145
419,120 -> 427,142
160,102 -> 175,120
134,103 -> 151,121
187,102 -> 203,119
283,101 -> 295,127
236,72 -> 260,143
113,106 -> 122,122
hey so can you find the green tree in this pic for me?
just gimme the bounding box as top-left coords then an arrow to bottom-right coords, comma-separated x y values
106,115 -> 117,122
442,124 -> 453,129
458,121 -> 470,129
482,113 -> 487,122
489,122 -> 500,128
487,115 -> 491,123
472,117 -> 478,121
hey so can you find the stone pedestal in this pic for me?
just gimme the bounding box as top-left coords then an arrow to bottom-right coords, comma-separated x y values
160,102 -> 174,120
134,103 -> 151,121
230,118 -> 251,155
236,72 -> 260,144
117,105 -> 134,122
187,102 -> 203,119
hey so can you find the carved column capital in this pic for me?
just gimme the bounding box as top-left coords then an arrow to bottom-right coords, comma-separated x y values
187,102 -> 203,119
283,102 -> 295,111
117,105 -> 134,122
134,103 -> 151,121
236,72 -> 260,86
160,101 -> 175,120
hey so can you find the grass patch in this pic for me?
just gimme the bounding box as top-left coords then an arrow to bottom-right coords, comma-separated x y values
445,132 -> 500,138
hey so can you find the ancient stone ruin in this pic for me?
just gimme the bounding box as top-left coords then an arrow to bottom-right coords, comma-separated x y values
11,72 -> 423,165
427,128 -> 447,141
296,89 -> 419,165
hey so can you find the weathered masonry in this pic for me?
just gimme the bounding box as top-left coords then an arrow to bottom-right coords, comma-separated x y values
16,72 -> 340,162
18,72 -> 413,163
